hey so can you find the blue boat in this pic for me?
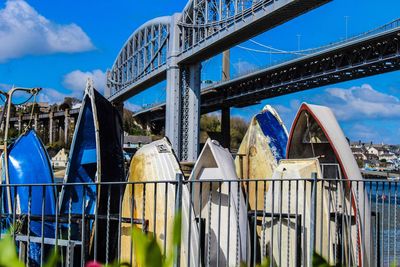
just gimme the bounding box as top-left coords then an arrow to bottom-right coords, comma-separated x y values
1,129 -> 56,266
59,81 -> 125,263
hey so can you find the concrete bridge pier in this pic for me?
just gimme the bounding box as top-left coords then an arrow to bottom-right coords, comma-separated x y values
18,115 -> 22,134
49,112 -> 53,145
64,109 -> 70,145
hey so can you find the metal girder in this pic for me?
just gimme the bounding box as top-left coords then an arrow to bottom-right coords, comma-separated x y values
107,16 -> 171,101
132,24 -> 400,127
107,0 -> 330,102
177,0 -> 331,63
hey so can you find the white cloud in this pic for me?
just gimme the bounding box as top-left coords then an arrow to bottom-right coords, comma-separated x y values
321,84 -> 400,121
0,0 -> 94,62
38,88 -> 66,104
63,69 -> 107,94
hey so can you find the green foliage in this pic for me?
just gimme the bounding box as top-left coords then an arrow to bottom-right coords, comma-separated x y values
0,233 -> 25,267
131,211 -> 182,267
200,114 -> 221,132
200,114 -> 249,150
123,109 -> 147,136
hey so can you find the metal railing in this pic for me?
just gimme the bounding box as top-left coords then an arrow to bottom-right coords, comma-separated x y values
0,177 -> 398,266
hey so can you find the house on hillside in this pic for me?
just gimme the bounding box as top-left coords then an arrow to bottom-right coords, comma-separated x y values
52,148 -> 68,168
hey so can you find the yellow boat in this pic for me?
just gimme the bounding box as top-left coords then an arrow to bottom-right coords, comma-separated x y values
120,138 -> 199,266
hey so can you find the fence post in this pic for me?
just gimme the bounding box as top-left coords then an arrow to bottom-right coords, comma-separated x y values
174,173 -> 183,267
309,172 -> 318,267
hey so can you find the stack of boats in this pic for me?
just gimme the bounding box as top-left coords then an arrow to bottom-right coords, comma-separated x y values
0,81 -> 373,266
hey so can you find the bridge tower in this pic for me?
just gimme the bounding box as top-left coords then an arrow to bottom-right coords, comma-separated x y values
166,14 -> 201,162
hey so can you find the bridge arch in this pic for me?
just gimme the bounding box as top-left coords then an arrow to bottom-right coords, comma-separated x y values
107,16 -> 171,96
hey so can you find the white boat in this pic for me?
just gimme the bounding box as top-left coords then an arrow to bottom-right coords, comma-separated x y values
287,103 -> 372,267
263,158 -> 335,266
190,139 -> 249,266
120,138 -> 199,267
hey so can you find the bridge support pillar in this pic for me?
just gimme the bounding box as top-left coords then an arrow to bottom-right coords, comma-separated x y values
180,64 -> 201,162
49,112 -> 53,145
18,115 -> 22,135
33,114 -> 38,131
166,13 -> 202,162
165,63 -> 201,162
221,107 -> 231,149
64,109 -> 70,145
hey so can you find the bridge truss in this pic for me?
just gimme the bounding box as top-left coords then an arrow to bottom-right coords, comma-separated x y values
107,0 -> 337,161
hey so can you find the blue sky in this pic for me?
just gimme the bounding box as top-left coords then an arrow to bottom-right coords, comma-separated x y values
0,0 -> 399,144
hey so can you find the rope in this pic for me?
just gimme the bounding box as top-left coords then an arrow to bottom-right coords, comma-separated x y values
23,92 -> 38,134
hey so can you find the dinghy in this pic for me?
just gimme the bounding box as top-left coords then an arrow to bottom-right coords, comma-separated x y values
190,138 -> 249,266
287,103 -> 372,267
263,158 -> 336,266
59,81 -> 124,263
120,138 -> 199,266
234,105 -> 288,255
1,129 -> 56,266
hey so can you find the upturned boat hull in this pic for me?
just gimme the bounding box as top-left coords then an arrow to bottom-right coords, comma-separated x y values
60,84 -> 124,263
1,130 -> 56,266
191,139 -> 249,266
287,103 -> 372,267
120,138 -> 200,266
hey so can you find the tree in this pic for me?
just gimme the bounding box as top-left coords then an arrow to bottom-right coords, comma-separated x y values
200,114 -> 220,132
123,109 -> 147,135
230,117 -> 248,149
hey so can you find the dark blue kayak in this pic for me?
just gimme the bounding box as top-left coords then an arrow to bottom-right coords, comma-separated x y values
60,84 -> 125,263
1,129 -> 56,266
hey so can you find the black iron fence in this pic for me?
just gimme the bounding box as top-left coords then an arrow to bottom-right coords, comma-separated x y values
0,177 -> 398,266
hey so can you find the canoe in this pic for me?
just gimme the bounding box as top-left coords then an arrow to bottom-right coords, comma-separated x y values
1,129 -> 56,265
59,83 -> 125,263
234,105 -> 288,252
120,138 -> 200,266
263,158 -> 336,266
287,103 -> 372,267
190,138 -> 249,266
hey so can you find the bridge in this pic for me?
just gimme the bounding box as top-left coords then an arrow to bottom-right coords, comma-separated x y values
6,108 -> 80,146
106,0 -> 400,162
133,18 -> 400,130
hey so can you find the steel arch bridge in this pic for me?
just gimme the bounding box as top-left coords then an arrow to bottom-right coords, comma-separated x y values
107,0 -> 333,162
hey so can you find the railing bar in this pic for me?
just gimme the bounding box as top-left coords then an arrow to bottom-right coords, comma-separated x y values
302,180 -> 306,266
153,183 -> 157,237
262,180 -> 267,260
206,181 -> 212,267
270,180 -> 275,267
81,186 -> 86,267
388,181 -> 391,264
40,185 -> 45,266
319,181 -> 323,254
27,185 -> 32,266
197,181 -> 203,267
294,179 -> 299,266
217,180 -> 222,267
187,181 -> 193,267
117,184 -> 123,263
130,184 -> 135,266
106,185 -> 111,264
226,181 -> 231,266
94,184 -> 99,262
253,180 -> 258,266
327,181 -> 331,264
163,183 -> 168,256
382,181 -> 385,266
287,180 -> 291,266
245,179 -> 250,264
